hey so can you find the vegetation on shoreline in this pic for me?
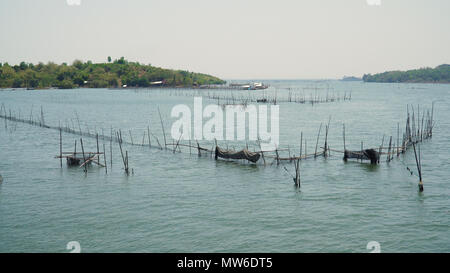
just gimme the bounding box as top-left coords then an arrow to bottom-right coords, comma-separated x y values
363,64 -> 450,83
0,57 -> 226,89
341,76 -> 362,81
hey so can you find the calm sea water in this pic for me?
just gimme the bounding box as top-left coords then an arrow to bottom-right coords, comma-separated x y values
0,80 -> 449,253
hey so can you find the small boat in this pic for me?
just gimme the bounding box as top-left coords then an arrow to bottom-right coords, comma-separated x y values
241,82 -> 268,90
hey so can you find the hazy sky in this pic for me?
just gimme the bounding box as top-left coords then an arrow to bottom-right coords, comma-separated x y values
1,0 -> 449,79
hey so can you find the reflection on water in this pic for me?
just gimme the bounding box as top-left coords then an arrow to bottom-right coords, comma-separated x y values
345,161 -> 380,173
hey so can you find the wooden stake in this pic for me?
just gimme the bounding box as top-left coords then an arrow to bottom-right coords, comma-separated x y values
305,139 -> 307,159
343,123 -> 346,151
125,151 -> 129,175
158,107 -> 167,149
197,140 -> 201,157
324,125 -> 329,157
110,128 -> 113,169
147,126 -> 151,148
412,142 -> 423,192
294,158 -> 300,188
142,130 -> 146,146
387,136 -> 392,162
300,132 -> 303,160
96,133 -> 100,164
174,133 -> 183,153
325,116 -> 331,157
361,141 -> 363,162
397,123 -> 400,156
117,132 -> 127,174
80,138 -> 87,173
275,147 -> 280,165
59,127 -> 62,168
379,135 -> 384,163
103,143 -> 108,174
129,130 -> 134,145
314,123 -> 322,158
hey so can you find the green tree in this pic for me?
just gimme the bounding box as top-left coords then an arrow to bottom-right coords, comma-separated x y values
73,60 -> 83,70
19,61 -> 28,70
117,57 -> 126,65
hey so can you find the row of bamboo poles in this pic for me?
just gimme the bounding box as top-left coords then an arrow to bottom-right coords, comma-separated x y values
0,103 -> 329,161
1,101 -> 329,182
0,102 -> 434,191
166,89 -> 351,106
0,102 -> 433,166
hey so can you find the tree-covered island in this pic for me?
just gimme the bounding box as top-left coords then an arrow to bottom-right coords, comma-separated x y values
363,64 -> 450,83
0,57 -> 226,89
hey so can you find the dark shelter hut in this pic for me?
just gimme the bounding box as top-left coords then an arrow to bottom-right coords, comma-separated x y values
215,146 -> 261,163
343,149 -> 380,164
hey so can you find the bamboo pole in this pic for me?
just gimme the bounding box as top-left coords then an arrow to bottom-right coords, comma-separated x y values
294,158 -> 300,188
125,151 -> 129,175
142,130 -> 146,146
325,116 -> 331,157
174,133 -> 183,153
361,141 -> 363,162
412,142 -> 423,192
197,140 -> 201,157
117,132 -> 127,174
158,107 -> 167,149
103,143 -> 107,174
343,124 -> 346,151
430,102 -> 434,137
96,133 -> 100,164
387,136 -> 392,162
110,128 -> 113,169
59,127 -> 62,168
275,147 -> 280,165
397,123 -> 400,156
305,139 -> 307,158
40,106 -> 45,127
147,126 -> 151,148
151,133 -> 163,150
324,125 -> 329,157
421,111 -> 425,142
300,132 -> 303,161
379,135 -> 384,163
314,123 -> 322,158
80,138 -> 87,173
129,130 -> 134,145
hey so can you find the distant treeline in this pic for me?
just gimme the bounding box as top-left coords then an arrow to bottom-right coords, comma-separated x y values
0,57 -> 226,89
363,64 -> 450,83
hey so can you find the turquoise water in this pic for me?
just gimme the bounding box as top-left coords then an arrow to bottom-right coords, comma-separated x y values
0,81 -> 449,253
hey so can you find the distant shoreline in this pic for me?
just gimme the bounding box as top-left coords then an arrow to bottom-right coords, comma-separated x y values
1,79 -> 450,93
363,64 -> 450,84
0,58 -> 226,90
